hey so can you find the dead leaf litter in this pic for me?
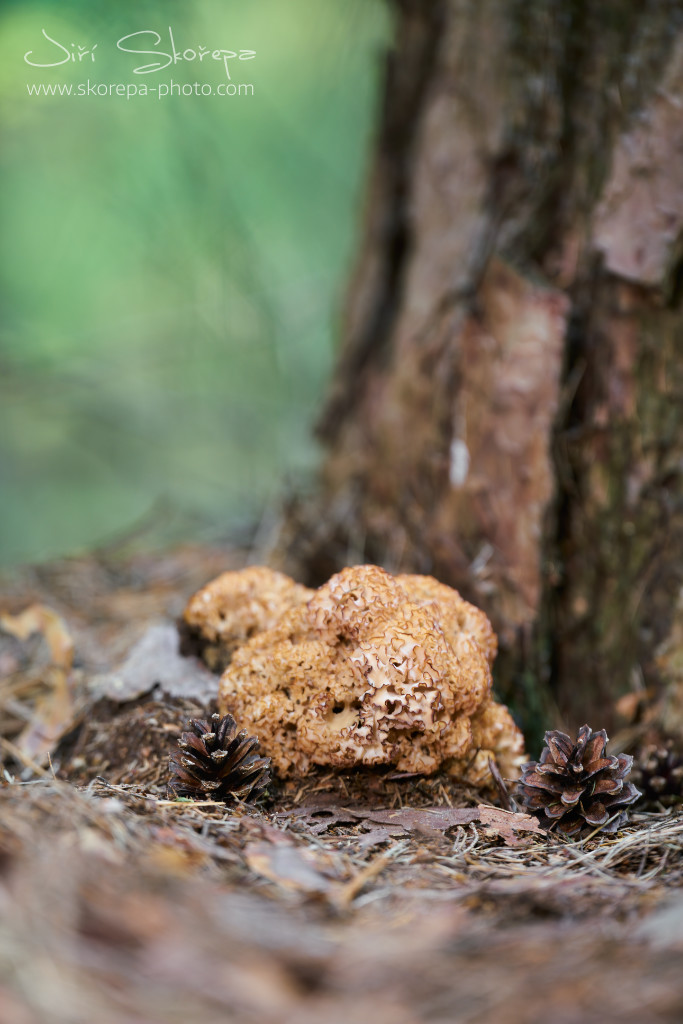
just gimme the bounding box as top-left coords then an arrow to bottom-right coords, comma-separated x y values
1,551 -> 683,1022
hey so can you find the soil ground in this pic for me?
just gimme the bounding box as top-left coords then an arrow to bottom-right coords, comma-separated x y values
1,546 -> 682,1024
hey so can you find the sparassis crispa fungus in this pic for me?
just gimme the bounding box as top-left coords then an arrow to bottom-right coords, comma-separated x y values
183,564 -> 524,785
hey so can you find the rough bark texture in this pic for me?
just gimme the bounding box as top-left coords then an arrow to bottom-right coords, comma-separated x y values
286,0 -> 683,738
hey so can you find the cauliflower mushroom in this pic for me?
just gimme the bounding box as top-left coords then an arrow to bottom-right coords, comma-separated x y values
179,566 -> 313,672
216,564 -> 525,782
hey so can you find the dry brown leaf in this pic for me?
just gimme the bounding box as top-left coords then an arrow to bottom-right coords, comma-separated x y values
0,604 -> 73,670
280,806 -> 365,835
281,804 -> 481,837
0,604 -> 77,765
354,806 -> 481,836
282,802 -> 543,847
92,623 -> 217,704
350,828 -> 394,851
476,804 -> 544,847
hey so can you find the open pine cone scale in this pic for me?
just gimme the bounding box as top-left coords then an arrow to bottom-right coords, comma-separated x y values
519,725 -> 640,837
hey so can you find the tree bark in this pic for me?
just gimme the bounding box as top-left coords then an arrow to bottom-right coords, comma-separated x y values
287,0 -> 683,739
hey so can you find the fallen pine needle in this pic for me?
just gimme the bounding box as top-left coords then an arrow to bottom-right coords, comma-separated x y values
335,851 -> 393,907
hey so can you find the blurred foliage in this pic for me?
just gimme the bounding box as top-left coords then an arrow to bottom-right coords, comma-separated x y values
0,0 -> 389,567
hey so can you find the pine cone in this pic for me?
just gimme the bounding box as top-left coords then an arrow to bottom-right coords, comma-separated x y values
631,738 -> 683,808
168,713 -> 271,802
518,725 -> 640,838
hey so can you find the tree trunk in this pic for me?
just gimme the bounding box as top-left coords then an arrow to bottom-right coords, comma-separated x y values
286,0 -> 683,739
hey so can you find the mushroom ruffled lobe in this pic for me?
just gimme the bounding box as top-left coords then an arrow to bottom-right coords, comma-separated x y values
179,566 -> 313,672
397,574 -> 498,667
217,565 -> 525,783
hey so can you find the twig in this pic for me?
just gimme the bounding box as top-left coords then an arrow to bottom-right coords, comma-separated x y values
488,757 -> 513,812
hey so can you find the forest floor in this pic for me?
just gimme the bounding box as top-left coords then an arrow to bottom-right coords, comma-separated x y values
1,546 -> 683,1024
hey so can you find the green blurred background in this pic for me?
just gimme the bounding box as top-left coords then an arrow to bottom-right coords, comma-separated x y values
0,0 -> 389,567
